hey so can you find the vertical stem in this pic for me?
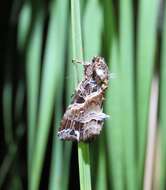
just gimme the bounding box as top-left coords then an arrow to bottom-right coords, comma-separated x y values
78,143 -> 92,190
159,2 -> 166,190
71,0 -> 92,190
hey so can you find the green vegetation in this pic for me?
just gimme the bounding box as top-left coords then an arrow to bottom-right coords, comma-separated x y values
0,0 -> 166,189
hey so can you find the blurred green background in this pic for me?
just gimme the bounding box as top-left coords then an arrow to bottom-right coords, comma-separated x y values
0,0 -> 166,189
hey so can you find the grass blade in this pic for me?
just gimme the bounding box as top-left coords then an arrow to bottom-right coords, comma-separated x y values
71,0 -> 92,189
78,143 -> 91,190
71,0 -> 83,83
62,28 -> 74,190
30,0 -> 68,189
106,37 -> 124,190
105,1 -> 124,189
159,3 -> 166,190
96,138 -> 107,190
82,1 -> 106,189
137,0 -> 159,186
17,2 -> 31,51
49,98 -> 63,190
83,0 -> 103,59
143,77 -> 158,190
26,10 -> 43,177
48,1 -> 69,189
119,0 -> 136,189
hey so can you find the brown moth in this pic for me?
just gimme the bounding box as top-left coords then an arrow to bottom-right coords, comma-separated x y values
57,56 -> 109,142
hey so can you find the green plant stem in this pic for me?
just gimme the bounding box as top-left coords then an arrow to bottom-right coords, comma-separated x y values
137,0 -> 159,187
159,3 -> 166,190
71,0 -> 83,83
26,10 -> 43,178
78,143 -> 92,190
30,0 -> 67,189
71,0 -> 92,190
106,37 -> 124,190
82,1 -> 104,189
48,1 -> 68,187
119,0 -> 136,189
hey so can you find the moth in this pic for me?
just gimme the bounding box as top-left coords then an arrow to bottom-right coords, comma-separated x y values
57,56 -> 109,142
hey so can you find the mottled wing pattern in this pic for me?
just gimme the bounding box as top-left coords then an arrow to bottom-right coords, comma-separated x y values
57,56 -> 109,142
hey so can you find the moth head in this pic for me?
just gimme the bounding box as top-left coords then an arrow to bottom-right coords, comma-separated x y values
92,57 -> 109,84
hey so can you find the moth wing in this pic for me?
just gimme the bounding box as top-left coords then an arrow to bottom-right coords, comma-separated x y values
77,112 -> 109,123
